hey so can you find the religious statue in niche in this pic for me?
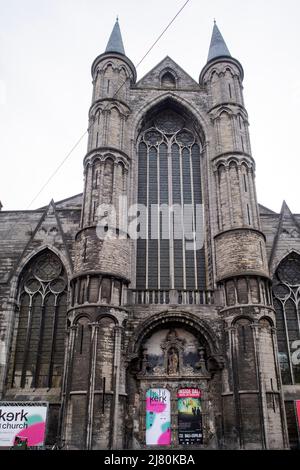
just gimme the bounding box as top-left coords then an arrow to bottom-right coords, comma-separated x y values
167,348 -> 179,375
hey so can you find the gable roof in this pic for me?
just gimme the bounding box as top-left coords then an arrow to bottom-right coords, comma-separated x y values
136,56 -> 200,89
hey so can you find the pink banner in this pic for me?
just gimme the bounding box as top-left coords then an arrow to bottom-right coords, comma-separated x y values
296,400 -> 300,430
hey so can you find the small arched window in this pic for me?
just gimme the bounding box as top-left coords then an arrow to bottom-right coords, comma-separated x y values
161,72 -> 176,89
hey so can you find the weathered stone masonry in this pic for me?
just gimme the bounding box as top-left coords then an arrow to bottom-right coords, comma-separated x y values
0,20 -> 299,449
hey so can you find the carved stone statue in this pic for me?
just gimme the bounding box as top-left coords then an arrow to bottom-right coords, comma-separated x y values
167,348 -> 179,374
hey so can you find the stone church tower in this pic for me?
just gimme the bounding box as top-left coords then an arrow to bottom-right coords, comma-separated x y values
0,20 -> 299,450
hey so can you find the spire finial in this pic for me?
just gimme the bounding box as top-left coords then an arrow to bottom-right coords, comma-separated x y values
105,18 -> 125,55
214,18 -> 216,25
207,22 -> 231,62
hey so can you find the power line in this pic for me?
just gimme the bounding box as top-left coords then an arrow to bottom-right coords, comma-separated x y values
3,0 -> 193,243
136,0 -> 191,68
26,130 -> 88,209
25,0 -> 192,210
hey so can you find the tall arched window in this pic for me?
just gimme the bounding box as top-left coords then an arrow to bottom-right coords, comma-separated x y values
8,251 -> 68,389
272,252 -> 300,384
136,108 -> 205,291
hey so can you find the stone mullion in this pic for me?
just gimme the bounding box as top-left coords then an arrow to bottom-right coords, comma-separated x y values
86,323 -> 99,450
97,275 -> 103,303
232,115 -> 238,150
98,70 -> 104,100
98,161 -> 105,207
47,295 -> 59,388
86,275 -> 90,303
103,110 -> 109,146
237,164 -> 247,225
246,169 -> 256,227
33,297 -> 45,388
214,118 -> 221,153
251,323 -> 268,449
87,165 -> 94,225
189,146 -> 198,289
270,326 -> 290,448
168,142 -> 175,289
214,169 -> 223,231
220,73 -> 226,101
225,166 -> 234,226
21,296 -> 34,388
111,325 -> 123,449
112,162 -> 118,220
179,145 -> 186,290
157,144 -> 161,290
120,116 -> 125,150
146,145 -> 149,289
230,325 -> 244,448
87,116 -> 94,152
61,325 -> 78,446
281,299 -> 295,384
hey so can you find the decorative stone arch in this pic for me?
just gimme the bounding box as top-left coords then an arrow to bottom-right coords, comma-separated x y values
215,160 -> 226,171
8,245 -> 72,303
101,60 -> 116,73
95,312 -> 119,325
215,106 -> 233,119
127,310 -> 221,361
118,64 -> 129,77
159,67 -> 179,82
224,66 -> 235,76
131,93 -> 209,145
258,316 -> 274,328
272,249 -> 300,276
240,159 -> 252,171
232,315 -> 254,327
228,157 -> 240,168
159,68 -> 178,89
73,313 -> 92,325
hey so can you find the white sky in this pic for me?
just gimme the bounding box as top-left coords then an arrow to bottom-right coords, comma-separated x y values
0,0 -> 300,213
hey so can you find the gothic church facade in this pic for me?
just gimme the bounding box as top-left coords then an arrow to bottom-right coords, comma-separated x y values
0,20 -> 299,449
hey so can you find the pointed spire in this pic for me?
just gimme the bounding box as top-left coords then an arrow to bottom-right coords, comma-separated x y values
207,21 -> 231,62
105,17 -> 125,55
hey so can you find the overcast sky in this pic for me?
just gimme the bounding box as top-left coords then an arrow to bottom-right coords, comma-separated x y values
1,0 -> 300,213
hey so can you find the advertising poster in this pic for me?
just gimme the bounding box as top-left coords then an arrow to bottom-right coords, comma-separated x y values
0,402 -> 48,448
296,400 -> 300,431
146,389 -> 171,445
177,388 -> 203,445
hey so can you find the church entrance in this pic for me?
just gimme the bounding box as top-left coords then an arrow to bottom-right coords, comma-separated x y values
126,321 -> 223,449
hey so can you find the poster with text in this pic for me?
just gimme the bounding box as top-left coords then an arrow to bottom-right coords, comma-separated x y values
0,402 -> 48,447
146,389 -> 171,445
177,388 -> 203,445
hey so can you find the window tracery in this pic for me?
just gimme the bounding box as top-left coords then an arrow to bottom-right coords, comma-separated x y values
272,252 -> 300,384
8,251 -> 67,389
136,109 -> 205,291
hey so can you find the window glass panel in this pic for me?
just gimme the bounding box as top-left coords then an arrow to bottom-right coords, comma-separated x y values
9,251 -> 67,389
136,109 -> 205,293
273,253 -> 300,385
